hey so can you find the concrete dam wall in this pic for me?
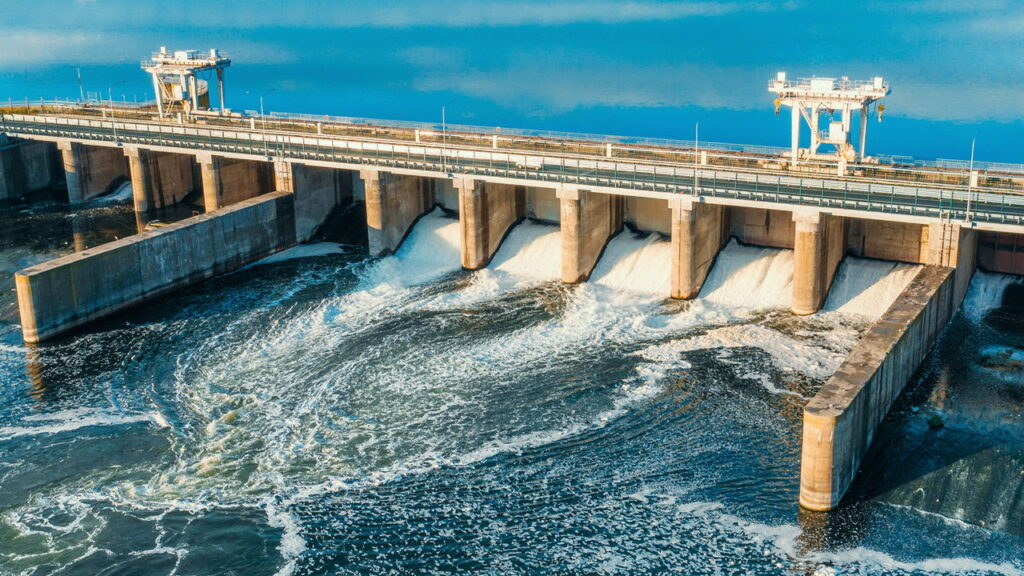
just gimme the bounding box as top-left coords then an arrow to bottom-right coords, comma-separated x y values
16,192 -> 298,343
800,266 -> 961,510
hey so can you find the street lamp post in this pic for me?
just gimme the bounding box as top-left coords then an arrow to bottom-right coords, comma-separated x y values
260,95 -> 269,159
441,105 -> 448,173
966,138 -> 976,222
64,66 -> 85,103
76,67 -> 85,103
694,121 -> 700,196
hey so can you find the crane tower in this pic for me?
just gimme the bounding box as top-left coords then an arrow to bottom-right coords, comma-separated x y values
142,47 -> 231,118
770,72 -> 890,168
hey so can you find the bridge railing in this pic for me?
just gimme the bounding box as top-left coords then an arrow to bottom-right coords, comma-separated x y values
3,99 -> 1024,199
5,112 -> 1024,228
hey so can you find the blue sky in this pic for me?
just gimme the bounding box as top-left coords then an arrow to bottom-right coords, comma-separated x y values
0,0 -> 1021,161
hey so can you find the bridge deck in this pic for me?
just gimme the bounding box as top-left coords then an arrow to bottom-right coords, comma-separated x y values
3,101 -> 1023,230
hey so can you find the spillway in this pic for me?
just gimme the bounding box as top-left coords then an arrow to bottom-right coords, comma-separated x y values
699,240 -> 794,311
824,258 -> 920,320
962,270 -> 1023,323
489,219 -> 562,281
590,232 -> 671,298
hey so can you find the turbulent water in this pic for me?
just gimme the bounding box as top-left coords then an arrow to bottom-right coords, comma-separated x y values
0,209 -> 1021,575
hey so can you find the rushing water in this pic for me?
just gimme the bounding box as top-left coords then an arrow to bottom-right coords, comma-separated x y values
0,205 -> 1021,575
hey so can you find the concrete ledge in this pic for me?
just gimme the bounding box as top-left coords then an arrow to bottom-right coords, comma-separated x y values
16,191 -> 297,343
799,266 -> 957,510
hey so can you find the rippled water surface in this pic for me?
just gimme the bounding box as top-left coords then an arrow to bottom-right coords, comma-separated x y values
0,205 -> 1022,575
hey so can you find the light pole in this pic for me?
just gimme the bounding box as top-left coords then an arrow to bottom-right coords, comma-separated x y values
62,66 -> 85,104
966,138 -> 976,222
106,81 -> 126,145
441,105 -> 448,173
694,121 -> 700,196
260,95 -> 269,158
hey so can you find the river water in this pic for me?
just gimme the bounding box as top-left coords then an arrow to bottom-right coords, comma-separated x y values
0,198 -> 1021,575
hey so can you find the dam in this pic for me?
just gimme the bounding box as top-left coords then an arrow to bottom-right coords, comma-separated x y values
2,58 -> 1023,518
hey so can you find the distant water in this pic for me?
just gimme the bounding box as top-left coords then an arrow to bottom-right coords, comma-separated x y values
0,210 -> 1021,575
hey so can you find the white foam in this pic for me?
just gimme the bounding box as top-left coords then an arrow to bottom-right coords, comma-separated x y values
489,219 -> 561,281
699,241 -> 793,312
591,232 -> 671,298
673,499 -> 1024,576
640,324 -> 845,382
384,208 -> 462,285
265,497 -> 306,576
91,181 -> 134,204
422,219 -> 561,309
824,258 -> 920,319
963,270 -> 1021,323
320,209 -> 461,326
0,408 -> 159,440
249,243 -> 346,267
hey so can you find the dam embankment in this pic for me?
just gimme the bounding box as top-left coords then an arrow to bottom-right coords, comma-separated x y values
16,191 -> 300,343
799,265 -> 962,510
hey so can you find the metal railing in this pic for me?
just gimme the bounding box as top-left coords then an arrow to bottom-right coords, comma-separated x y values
2,100 -> 1023,227
4,110 -> 1024,228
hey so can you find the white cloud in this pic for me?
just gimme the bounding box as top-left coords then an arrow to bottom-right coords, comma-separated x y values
412,60 -> 767,114
0,30 -> 293,68
0,1 -> 785,30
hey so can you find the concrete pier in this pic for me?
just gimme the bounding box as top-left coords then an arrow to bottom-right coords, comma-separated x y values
361,170 -> 434,256
59,141 -> 129,203
290,164 -> 351,242
125,147 -> 196,212
0,139 -> 59,199
670,198 -> 726,299
925,222 -> 977,305
199,155 -> 274,211
800,266 -> 962,510
198,153 -> 223,211
558,188 -> 624,283
792,211 -> 846,315
457,178 -> 526,270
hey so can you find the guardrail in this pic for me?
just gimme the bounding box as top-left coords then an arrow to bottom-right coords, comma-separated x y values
4,98 -> 1023,181
4,112 -> 1023,228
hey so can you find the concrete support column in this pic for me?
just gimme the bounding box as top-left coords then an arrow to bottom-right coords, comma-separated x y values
792,211 -> 846,315
558,187 -> 622,284
926,221 -> 978,305
359,170 -> 433,256
125,146 -> 152,213
57,140 -> 85,203
456,178 -> 486,270
559,187 -> 585,283
198,153 -> 222,212
360,170 -> 387,256
274,160 -> 294,193
670,197 -> 726,299
456,179 -> 525,270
